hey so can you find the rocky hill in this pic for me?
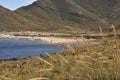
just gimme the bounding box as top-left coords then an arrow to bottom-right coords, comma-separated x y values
0,0 -> 120,32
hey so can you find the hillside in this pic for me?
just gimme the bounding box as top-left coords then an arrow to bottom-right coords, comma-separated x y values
0,0 -> 120,32
0,6 -> 41,31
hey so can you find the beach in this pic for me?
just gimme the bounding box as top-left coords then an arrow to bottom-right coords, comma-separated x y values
0,32 -> 96,45
39,37 -> 95,45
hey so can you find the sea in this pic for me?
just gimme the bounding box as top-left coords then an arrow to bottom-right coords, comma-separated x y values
0,38 -> 64,59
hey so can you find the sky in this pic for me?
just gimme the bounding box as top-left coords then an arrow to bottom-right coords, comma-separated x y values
0,0 -> 36,10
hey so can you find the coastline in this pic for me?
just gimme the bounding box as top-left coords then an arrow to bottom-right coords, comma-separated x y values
0,33 -> 96,45
0,32 -> 97,61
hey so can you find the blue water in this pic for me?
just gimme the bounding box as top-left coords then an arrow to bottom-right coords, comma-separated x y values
0,38 -> 64,58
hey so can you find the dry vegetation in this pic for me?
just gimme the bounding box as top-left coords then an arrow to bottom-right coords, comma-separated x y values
0,27 -> 120,80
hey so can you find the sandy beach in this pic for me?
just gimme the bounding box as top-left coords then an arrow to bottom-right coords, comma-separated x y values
40,37 -> 78,44
39,37 -> 95,45
0,32 -> 96,45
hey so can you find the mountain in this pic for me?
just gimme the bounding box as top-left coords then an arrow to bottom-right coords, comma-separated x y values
0,5 -> 41,31
0,0 -> 120,32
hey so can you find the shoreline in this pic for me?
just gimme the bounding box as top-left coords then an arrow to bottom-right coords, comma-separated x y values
0,31 -> 96,45
0,32 -> 98,61
0,34 -> 96,45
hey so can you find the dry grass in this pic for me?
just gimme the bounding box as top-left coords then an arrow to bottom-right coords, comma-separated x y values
0,26 -> 120,80
29,77 -> 49,80
99,26 -> 105,39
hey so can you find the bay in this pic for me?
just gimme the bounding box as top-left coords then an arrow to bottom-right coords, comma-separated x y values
0,38 -> 64,58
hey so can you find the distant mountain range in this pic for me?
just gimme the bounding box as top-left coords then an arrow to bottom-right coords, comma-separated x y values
0,0 -> 120,32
